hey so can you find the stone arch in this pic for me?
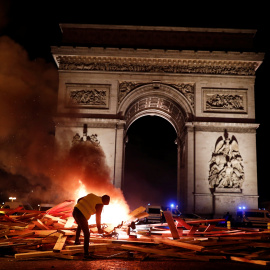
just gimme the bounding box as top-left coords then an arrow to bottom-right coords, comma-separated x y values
118,82 -> 195,136
118,82 -> 194,207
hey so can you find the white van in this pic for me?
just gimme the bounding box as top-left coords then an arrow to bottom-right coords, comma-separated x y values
145,205 -> 163,223
38,203 -> 55,211
236,209 -> 270,227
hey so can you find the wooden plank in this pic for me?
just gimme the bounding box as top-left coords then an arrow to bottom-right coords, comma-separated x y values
16,213 -> 42,221
163,211 -> 180,239
187,225 -> 200,236
64,217 -> 74,228
32,219 -> 50,230
186,218 -> 225,225
231,256 -> 269,266
204,224 -> 216,232
121,244 -> 184,258
126,206 -> 146,221
53,233 -> 67,252
7,230 -> 58,237
64,243 -> 110,254
15,251 -> 56,259
133,212 -> 149,220
58,229 -> 76,236
90,238 -> 158,246
61,248 -> 83,254
174,217 -> 192,230
155,238 -> 205,252
26,224 -> 35,230
11,231 -> 35,240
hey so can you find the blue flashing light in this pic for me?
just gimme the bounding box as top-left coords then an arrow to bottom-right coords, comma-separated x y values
170,203 -> 174,208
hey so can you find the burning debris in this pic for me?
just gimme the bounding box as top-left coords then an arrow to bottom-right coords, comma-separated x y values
1,202 -> 270,266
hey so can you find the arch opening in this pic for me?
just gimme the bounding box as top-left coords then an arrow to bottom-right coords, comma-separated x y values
123,115 -> 178,210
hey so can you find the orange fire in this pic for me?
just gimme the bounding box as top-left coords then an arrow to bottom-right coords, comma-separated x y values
74,180 -> 130,227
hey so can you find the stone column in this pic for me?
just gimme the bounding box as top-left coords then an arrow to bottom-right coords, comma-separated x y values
113,121 -> 125,189
185,122 -> 195,213
175,137 -> 181,208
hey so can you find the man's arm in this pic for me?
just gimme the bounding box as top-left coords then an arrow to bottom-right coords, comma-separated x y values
95,204 -> 104,233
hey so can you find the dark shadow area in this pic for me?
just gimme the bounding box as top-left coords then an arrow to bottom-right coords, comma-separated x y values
123,116 -> 177,210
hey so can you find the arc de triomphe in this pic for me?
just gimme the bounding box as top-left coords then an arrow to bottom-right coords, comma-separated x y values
52,24 -> 264,216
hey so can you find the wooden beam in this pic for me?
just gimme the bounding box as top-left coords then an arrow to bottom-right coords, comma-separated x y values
163,211 -> 180,239
174,217 -> 192,230
231,256 -> 269,266
65,243 -> 111,250
187,225 -> 200,236
53,233 -> 67,252
15,251 -> 56,259
126,206 -> 146,222
155,238 -> 205,252
64,217 -> 74,228
204,224 -> 216,232
32,219 -> 50,230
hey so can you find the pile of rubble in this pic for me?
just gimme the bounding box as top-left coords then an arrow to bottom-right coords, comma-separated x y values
1,201 -> 270,266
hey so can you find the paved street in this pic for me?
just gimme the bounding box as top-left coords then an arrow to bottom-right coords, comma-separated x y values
1,256 -> 268,270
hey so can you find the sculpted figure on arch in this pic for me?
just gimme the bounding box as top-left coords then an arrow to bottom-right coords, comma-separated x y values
209,129 -> 244,189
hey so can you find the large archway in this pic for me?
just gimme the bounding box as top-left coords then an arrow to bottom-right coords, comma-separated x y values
118,82 -> 194,210
123,115 -> 177,210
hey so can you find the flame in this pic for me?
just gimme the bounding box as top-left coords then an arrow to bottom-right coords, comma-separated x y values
76,180 -> 87,198
74,180 -> 130,227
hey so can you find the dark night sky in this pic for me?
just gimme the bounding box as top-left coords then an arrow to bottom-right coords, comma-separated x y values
0,1 -> 269,209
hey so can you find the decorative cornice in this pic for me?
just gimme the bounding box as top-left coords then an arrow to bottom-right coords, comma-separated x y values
54,55 -> 260,76
185,122 -> 259,133
54,117 -> 126,128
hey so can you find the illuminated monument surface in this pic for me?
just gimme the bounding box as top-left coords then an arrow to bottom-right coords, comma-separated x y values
52,25 -> 264,216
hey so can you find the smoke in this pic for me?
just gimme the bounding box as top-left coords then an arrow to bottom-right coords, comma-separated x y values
0,36 -> 130,216
0,35 -> 58,201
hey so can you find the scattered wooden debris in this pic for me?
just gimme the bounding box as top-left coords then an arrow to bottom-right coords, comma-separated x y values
1,202 -> 270,266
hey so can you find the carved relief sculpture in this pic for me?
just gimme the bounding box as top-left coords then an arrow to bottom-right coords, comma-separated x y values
208,130 -> 244,189
66,84 -> 110,109
69,89 -> 107,106
72,133 -> 100,146
203,88 -> 247,113
56,56 -> 259,76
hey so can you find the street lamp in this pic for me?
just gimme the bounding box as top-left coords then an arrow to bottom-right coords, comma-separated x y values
9,197 -> 16,202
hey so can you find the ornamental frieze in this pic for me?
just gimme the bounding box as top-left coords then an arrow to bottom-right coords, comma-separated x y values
118,82 -> 194,108
55,56 -> 258,76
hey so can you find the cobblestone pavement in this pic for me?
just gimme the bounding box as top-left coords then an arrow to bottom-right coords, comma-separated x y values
1,256 -> 268,270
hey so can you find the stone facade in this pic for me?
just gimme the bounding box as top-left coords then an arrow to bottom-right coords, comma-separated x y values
52,25 -> 264,217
